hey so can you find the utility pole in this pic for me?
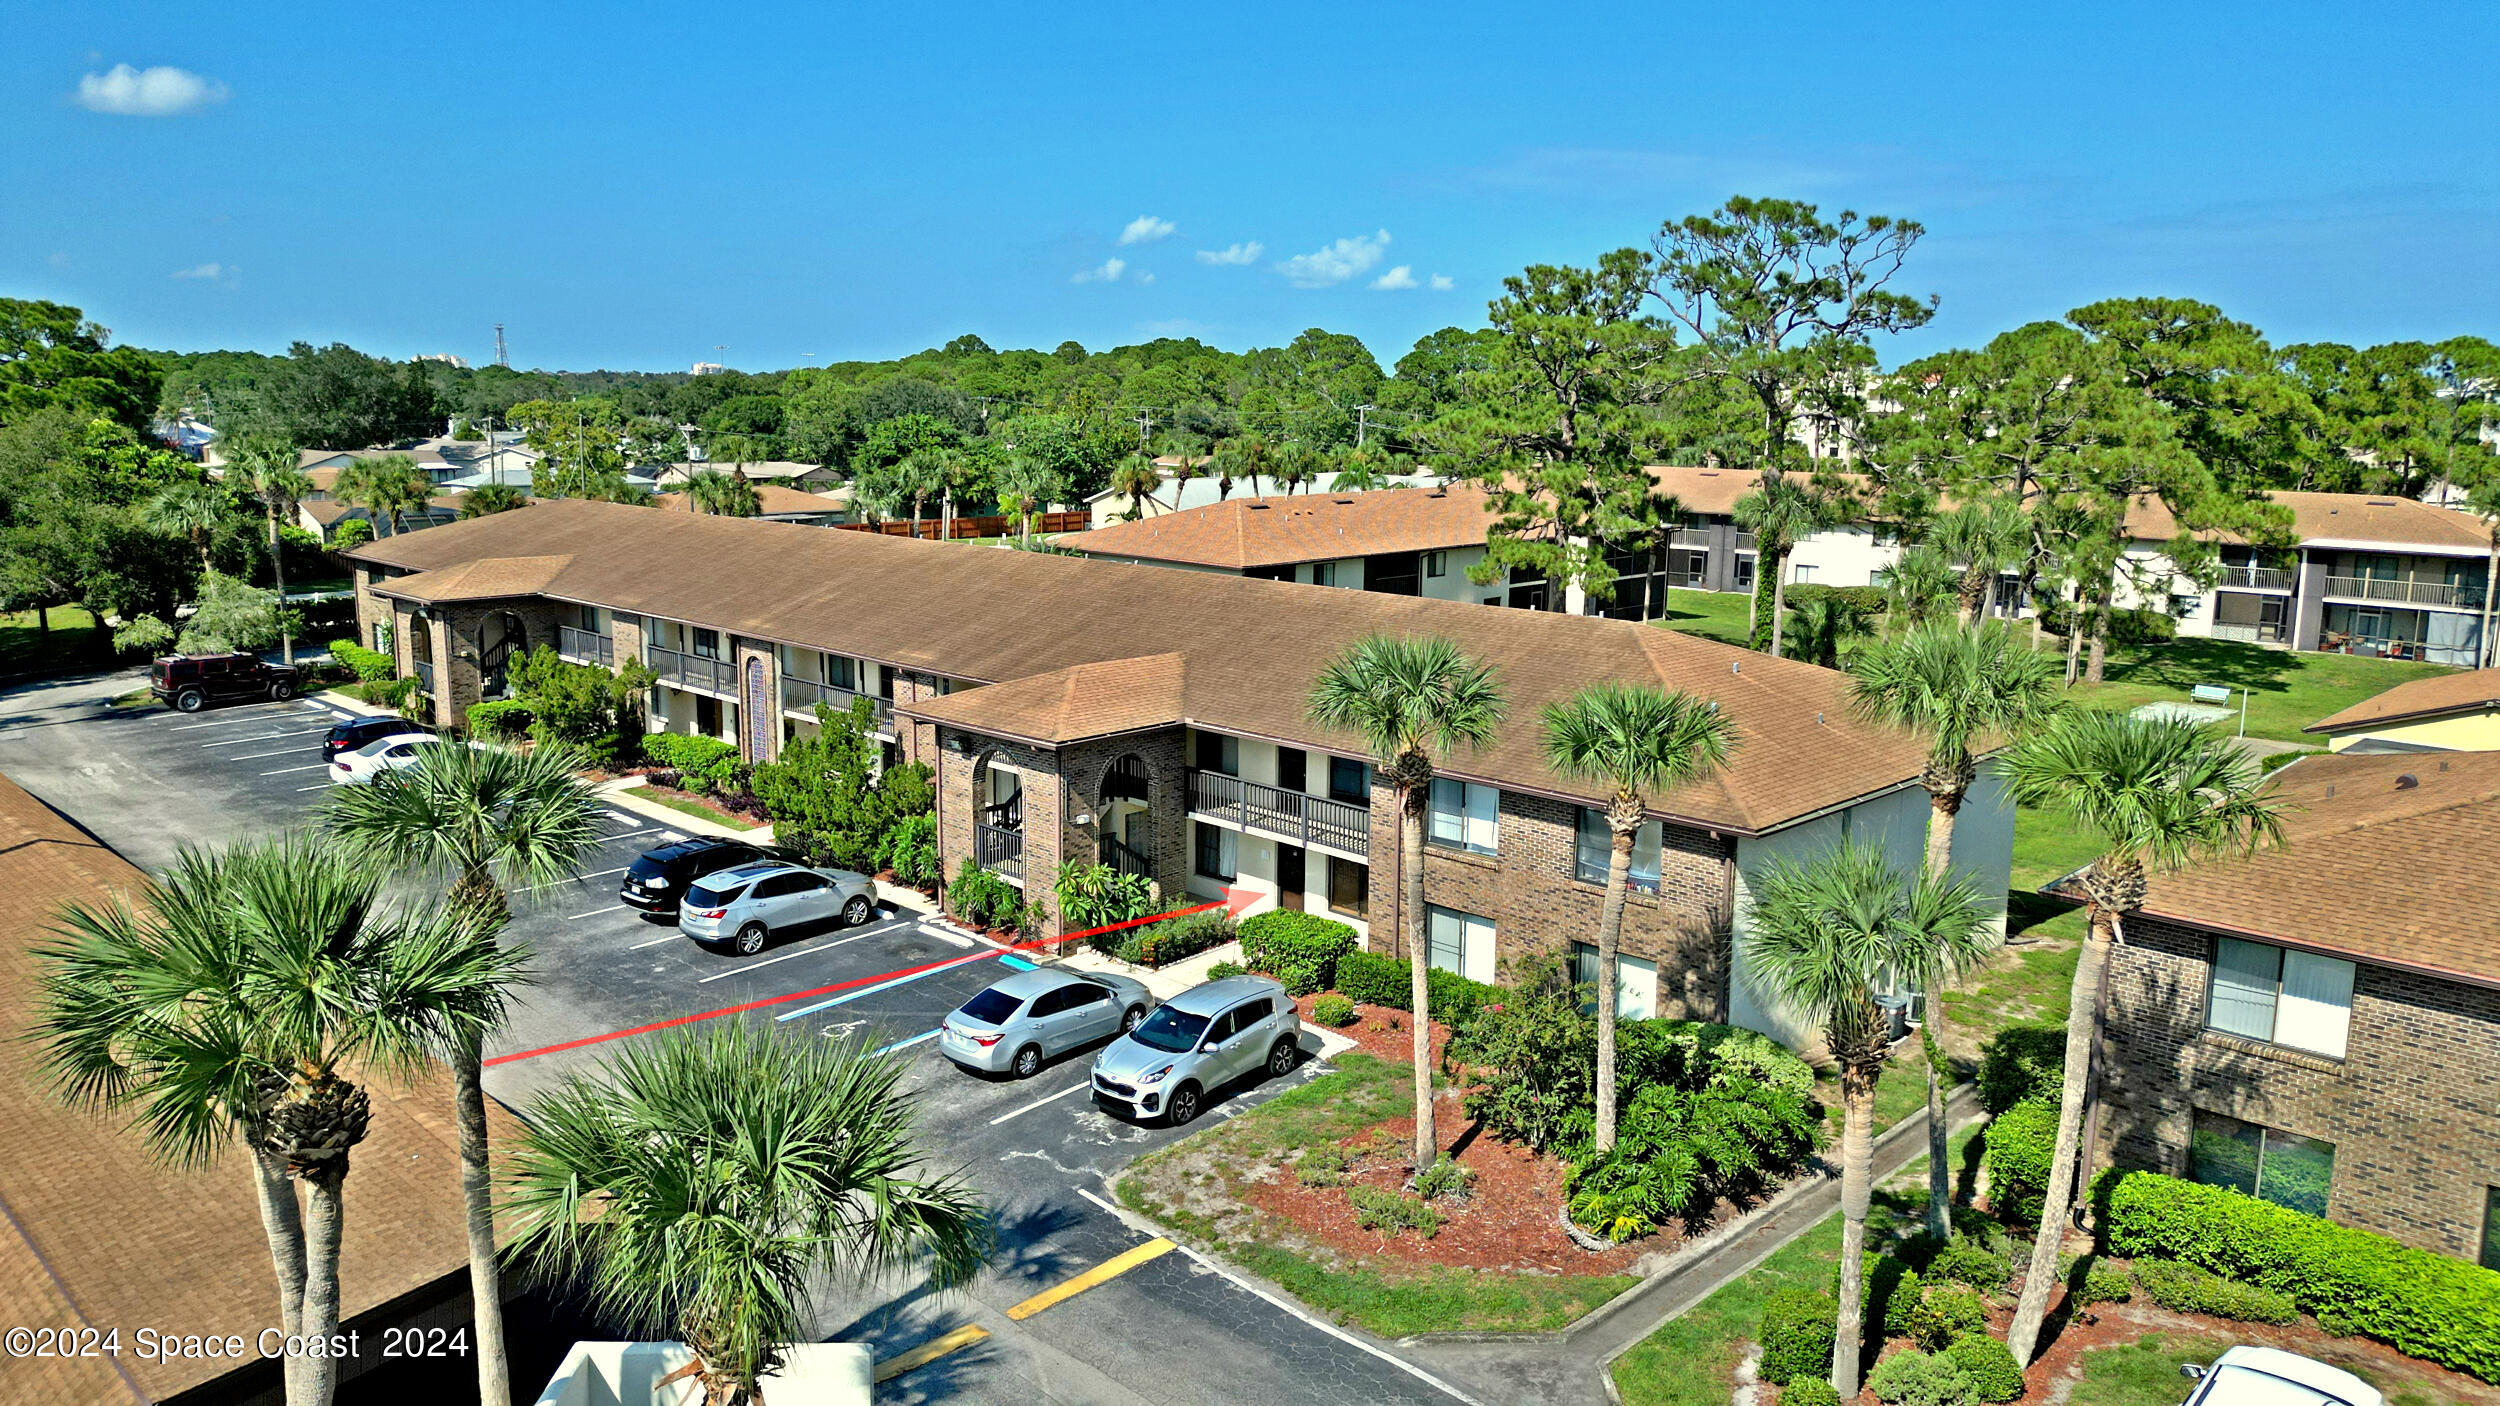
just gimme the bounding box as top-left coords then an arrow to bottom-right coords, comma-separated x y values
1135,410 -> 1155,448
494,324 -> 508,369
1355,404 -> 1373,449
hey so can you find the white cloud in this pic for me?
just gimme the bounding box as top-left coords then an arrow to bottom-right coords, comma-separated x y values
1118,215 -> 1176,246
76,63 -> 227,117
47,253 -> 72,270
1195,241 -> 1264,266
1429,273 -> 1454,291
1136,270 -> 1156,285
170,262 -> 224,279
1370,265 -> 1418,291
1072,257 -> 1127,284
1276,230 -> 1391,288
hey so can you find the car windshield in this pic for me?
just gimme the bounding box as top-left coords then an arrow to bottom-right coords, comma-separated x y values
1130,1006 -> 1209,1054
686,877 -> 749,907
957,989 -> 1025,1026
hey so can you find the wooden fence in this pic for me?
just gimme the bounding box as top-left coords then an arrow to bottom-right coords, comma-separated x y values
833,510 -> 1091,540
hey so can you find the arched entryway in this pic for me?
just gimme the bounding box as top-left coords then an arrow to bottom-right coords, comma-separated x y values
409,609 -> 437,701
479,610 -> 526,698
971,749 -> 1025,881
1098,753 -> 1152,878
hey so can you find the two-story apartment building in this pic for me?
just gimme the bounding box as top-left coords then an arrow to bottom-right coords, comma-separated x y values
2095,750 -> 2500,1265
1058,488 -> 1523,604
342,501 -> 2014,1047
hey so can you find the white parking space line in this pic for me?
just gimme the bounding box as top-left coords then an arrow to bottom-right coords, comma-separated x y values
228,746 -> 318,761
168,708 -> 321,731
988,1081 -> 1090,1126
693,925 -> 884,984
295,782 -> 335,792
872,1028 -> 941,1057
512,866 -> 626,894
202,728 -> 329,747
564,905 -> 624,921
627,933 -> 681,950
258,762 -> 331,776
774,950 -> 996,1021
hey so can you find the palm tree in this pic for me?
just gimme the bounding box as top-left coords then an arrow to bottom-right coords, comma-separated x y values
1222,433 -> 1275,499
1272,441 -> 1321,496
1784,594 -> 1867,669
1308,634 -> 1506,1167
506,1021 -> 990,1406
1880,544 -> 1959,633
1540,684 -> 1735,1151
32,835 -> 520,1406
896,449 -> 948,534
1733,477 -> 1840,658
229,441 -> 313,665
1998,711 -> 2284,1361
323,740 -> 599,1406
1742,844 -> 1993,1400
1848,622 -> 2064,1238
1328,446 -> 1395,493
1930,499 -> 2028,628
460,482 -> 529,518
335,455 -> 433,536
1109,454 -> 1163,521
685,467 -> 762,517
146,479 -> 238,570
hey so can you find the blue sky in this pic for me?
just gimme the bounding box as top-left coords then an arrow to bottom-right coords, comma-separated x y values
4,3 -> 2495,373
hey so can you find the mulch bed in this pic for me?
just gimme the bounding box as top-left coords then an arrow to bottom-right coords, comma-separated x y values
634,782 -> 766,829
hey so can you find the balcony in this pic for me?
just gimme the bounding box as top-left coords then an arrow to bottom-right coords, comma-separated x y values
1668,526 -> 1712,548
557,625 -> 615,667
1732,530 -> 1759,551
2214,565 -> 2294,592
975,823 -> 1024,883
645,643 -> 736,698
1186,769 -> 1369,857
2323,575 -> 2487,610
779,674 -> 895,730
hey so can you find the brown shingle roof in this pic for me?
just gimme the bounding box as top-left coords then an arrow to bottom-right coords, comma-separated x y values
347,502 -> 1934,833
0,773 -> 491,1403
915,653 -> 1189,745
654,485 -> 841,517
375,554 -> 577,603
1057,489 -> 1501,569
2136,750 -> 2500,987
2306,667 -> 2500,735
2122,490 -> 2489,552
1646,465 -> 1767,516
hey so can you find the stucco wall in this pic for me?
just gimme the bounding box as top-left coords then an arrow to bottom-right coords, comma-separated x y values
2322,709 -> 2500,753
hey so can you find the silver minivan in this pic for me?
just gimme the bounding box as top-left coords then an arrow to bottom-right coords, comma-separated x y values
677,861 -> 879,955
939,968 -> 1156,1078
1090,974 -> 1302,1125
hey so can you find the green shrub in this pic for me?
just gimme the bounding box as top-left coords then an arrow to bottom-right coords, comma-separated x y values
642,732 -> 741,791
1907,1284 -> 1989,1351
1868,1349 -> 1974,1406
1782,1381 -> 1841,1406
1412,1155 -> 1475,1203
878,812 -> 940,888
2099,1169 -> 2500,1380
2066,1254 -> 2130,1306
352,676 -> 418,710
1296,1146 -> 1350,1188
1942,1335 -> 2025,1402
1929,1235 -> 2013,1292
946,861 -> 1024,931
2035,602 -> 2175,645
1207,960 -> 1248,982
1568,1078 -> 1824,1240
1756,1287 -> 1837,1386
2259,749 -> 2325,775
1334,948 -> 1411,1007
1115,910 -> 1235,967
1311,993 -> 1356,1027
328,640 -> 397,682
1054,862 -> 1157,937
1983,1097 -> 2057,1224
465,698 -> 534,740
1785,582 -> 1889,620
1348,1187 -> 1442,1238
2128,1257 -> 2297,1325
1975,1023 -> 2065,1115
1237,910 -> 1359,994
1693,1026 -> 1819,1099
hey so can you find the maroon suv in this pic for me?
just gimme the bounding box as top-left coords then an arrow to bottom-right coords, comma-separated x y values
150,653 -> 300,713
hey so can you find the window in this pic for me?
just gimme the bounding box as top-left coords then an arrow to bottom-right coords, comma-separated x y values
1194,731 -> 1238,776
1310,562 -> 1337,588
1327,856 -> 1368,918
1276,747 -> 1307,794
2484,1187 -> 2500,1272
1424,550 -> 1446,578
2190,1111 -> 2335,1217
371,620 -> 393,654
691,627 -> 722,660
1328,757 -> 1372,803
1733,555 -> 1757,590
1482,597 -> 1502,607
1194,821 -> 1237,881
1791,563 -> 1817,583
1575,809 -> 1663,892
1425,906 -> 1495,982
2206,938 -> 2355,1058
1428,778 -> 1498,855
1570,942 -> 1660,1019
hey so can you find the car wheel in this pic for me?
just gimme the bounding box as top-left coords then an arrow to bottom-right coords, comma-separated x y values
174,689 -> 205,713
841,895 -> 874,926
1120,1004 -> 1146,1034
1165,1083 -> 1202,1127
269,680 -> 295,701
1012,1044 -> 1041,1079
733,922 -> 768,956
1267,1037 -> 1299,1078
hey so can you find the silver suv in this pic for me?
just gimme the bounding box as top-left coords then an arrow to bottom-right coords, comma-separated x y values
677,861 -> 879,955
1090,974 -> 1301,1125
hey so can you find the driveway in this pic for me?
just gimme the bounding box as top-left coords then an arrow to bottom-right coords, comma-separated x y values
0,669 -> 1476,1406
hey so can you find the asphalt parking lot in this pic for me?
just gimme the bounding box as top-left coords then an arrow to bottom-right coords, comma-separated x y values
0,669 -> 1480,1406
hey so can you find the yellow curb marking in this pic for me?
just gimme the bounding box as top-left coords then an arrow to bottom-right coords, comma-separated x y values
1005,1237 -> 1177,1321
871,1323 -> 990,1383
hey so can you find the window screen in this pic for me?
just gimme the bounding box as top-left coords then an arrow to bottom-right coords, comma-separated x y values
1428,779 -> 1498,855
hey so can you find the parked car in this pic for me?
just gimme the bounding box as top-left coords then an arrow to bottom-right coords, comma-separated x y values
323,714 -> 430,760
939,968 -> 1155,1078
2180,1347 -> 2382,1406
328,732 -> 450,785
677,861 -> 878,955
1090,974 -> 1301,1126
619,837 -> 789,916
150,652 -> 299,712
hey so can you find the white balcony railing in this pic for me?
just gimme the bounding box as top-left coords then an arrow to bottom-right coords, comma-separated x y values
645,644 -> 736,698
2323,575 -> 2487,609
1186,769 -> 1370,857
557,626 -> 615,667
2214,565 -> 2294,591
779,674 -> 894,729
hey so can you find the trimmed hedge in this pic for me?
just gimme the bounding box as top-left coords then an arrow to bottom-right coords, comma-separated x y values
1869,1349 -> 1972,1406
1908,1285 -> 1989,1352
1118,910 -> 1234,968
1943,1335 -> 2024,1403
465,698 -> 533,740
1983,1097 -> 2057,1224
2129,1258 -> 2297,1325
1237,910 -> 1358,995
1782,1382 -> 1841,1406
1757,1286 -> 1837,1386
1975,1022 -> 2065,1115
2100,1170 -> 2499,1378
642,732 -> 741,790
1312,993 -> 1356,1027
328,640 -> 397,683
1333,948 -> 1506,1026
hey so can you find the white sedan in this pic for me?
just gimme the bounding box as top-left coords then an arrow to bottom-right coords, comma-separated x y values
328,731 -> 450,785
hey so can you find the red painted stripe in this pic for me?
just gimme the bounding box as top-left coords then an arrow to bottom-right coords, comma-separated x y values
483,897 -> 1228,1068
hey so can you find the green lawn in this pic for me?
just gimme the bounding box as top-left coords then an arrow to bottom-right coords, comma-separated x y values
2065,634 -> 2449,744
0,605 -> 112,679
1818,1057 -> 1934,1140
1114,1053 -> 1639,1337
1657,589 -> 1756,647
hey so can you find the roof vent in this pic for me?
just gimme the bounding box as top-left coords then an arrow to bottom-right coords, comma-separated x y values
1247,503 -> 1272,511
2440,759 -> 2451,771
1816,712 -> 1825,725
2367,499 -> 2400,506
1730,660 -> 1740,674
2395,773 -> 2419,789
